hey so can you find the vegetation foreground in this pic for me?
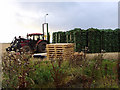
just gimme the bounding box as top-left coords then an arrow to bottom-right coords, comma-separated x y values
2,51 -> 118,88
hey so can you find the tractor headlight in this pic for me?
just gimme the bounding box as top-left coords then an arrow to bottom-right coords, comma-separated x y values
12,48 -> 14,51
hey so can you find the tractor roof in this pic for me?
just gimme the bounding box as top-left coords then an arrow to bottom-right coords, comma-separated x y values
28,33 -> 43,36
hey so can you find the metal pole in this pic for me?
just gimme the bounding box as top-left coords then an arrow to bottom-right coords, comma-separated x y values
45,14 -> 48,23
42,14 -> 48,40
46,23 -> 49,43
42,24 -> 44,40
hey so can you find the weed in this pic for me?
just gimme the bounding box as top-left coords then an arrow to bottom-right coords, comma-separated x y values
50,56 -> 67,88
2,50 -> 35,88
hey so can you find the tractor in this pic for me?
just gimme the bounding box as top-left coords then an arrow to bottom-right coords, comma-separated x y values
6,23 -> 50,53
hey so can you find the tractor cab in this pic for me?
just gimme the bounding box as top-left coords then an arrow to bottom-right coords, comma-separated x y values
26,33 -> 48,53
27,33 -> 44,41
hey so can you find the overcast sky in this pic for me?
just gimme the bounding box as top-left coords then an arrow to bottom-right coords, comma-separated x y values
0,0 -> 118,43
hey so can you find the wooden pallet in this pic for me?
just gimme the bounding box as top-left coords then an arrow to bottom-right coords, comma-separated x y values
46,43 -> 75,60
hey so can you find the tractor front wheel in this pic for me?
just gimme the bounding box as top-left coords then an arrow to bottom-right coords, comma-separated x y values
37,41 -> 47,53
21,46 -> 33,53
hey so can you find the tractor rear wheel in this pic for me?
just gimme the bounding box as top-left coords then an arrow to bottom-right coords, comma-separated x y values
37,41 -> 47,53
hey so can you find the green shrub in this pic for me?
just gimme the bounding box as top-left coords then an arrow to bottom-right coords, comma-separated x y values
52,28 -> 120,53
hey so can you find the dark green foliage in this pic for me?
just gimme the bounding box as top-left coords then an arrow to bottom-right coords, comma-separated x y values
52,28 -> 120,53
52,32 -> 58,43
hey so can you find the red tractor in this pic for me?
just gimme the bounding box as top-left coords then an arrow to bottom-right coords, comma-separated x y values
6,23 -> 50,53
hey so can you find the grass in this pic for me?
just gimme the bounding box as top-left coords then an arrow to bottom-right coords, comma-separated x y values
2,50 -> 119,88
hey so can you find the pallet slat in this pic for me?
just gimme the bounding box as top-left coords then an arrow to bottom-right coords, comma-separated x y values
46,43 -> 75,60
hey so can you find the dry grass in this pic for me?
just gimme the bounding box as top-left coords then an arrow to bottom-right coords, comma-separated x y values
0,43 -> 10,54
72,52 -> 119,61
86,52 -> 119,60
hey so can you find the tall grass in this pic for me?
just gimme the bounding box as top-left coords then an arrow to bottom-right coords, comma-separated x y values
2,51 -> 35,88
2,50 -> 118,88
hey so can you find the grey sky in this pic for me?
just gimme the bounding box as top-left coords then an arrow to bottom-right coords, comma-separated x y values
17,2 -> 117,31
0,1 -> 118,43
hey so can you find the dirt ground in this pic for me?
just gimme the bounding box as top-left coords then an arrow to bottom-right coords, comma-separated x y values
0,43 -> 10,54
0,43 -> 119,60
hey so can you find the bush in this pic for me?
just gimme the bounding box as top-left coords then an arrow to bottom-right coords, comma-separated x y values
52,28 -> 120,53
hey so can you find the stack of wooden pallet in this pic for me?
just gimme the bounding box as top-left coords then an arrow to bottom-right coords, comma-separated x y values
46,43 -> 75,60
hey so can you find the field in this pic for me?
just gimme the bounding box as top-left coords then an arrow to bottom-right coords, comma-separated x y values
0,43 -> 119,60
0,43 -> 10,54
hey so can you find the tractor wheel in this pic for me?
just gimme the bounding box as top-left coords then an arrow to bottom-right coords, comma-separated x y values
37,41 -> 47,53
21,46 -> 33,53
6,47 -> 10,51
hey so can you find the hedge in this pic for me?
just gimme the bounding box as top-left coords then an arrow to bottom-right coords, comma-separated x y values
52,28 -> 120,53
